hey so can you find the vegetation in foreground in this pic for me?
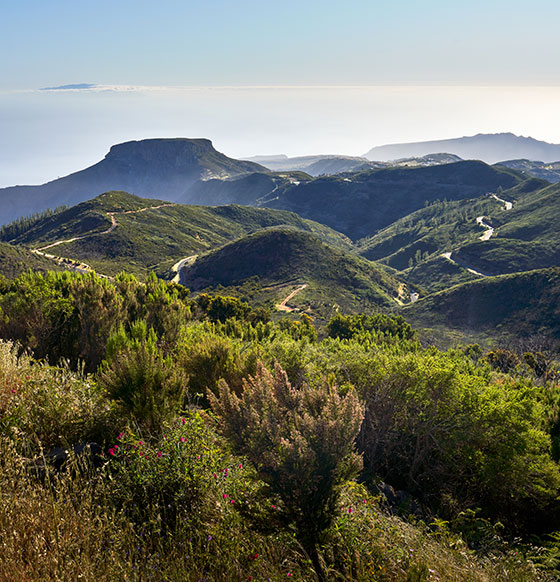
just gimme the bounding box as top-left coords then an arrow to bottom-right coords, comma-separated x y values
1,270 -> 560,580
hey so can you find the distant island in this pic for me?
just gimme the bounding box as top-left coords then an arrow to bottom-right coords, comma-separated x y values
39,83 -> 97,91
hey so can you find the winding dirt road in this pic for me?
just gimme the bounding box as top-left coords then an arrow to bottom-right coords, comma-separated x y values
491,193 -> 513,210
171,254 -> 198,284
440,192 -> 513,276
31,203 -> 175,276
476,216 -> 494,241
276,284 -> 308,312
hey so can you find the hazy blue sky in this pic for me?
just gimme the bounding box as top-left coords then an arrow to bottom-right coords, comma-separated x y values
3,0 -> 560,88
1,1 -> 560,186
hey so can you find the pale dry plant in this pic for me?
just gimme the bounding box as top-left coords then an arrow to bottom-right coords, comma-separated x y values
0,437 -> 135,581
0,340 -> 26,417
210,361 -> 365,580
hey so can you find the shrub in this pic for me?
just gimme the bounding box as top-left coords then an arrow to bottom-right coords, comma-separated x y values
210,361 -> 364,579
197,293 -> 251,323
351,349 -> 560,531
104,412 -> 227,531
176,326 -> 258,405
327,313 -> 416,342
98,322 -> 187,433
0,340 -> 115,453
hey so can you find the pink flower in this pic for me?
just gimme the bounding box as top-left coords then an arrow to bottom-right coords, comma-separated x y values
230,499 -> 235,504
223,494 -> 229,498
138,440 -> 143,446
238,464 -> 243,469
213,473 -> 217,479
348,507 -> 353,514
145,454 -> 149,460
156,451 -> 162,458
180,437 -> 186,442
181,418 -> 186,424
272,504 -> 276,509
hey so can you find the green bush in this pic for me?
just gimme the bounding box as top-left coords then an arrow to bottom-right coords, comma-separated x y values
98,322 -> 187,433
0,340 -> 116,453
176,325 -> 258,405
327,313 -> 416,341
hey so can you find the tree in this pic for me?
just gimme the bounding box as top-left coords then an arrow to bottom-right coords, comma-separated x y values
210,362 -> 364,580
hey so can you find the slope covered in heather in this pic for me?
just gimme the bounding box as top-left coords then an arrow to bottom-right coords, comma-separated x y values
3,191 -> 351,279
181,228 -> 406,316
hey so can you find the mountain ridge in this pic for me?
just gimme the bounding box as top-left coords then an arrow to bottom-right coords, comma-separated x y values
365,133 -> 560,164
181,228 -> 405,316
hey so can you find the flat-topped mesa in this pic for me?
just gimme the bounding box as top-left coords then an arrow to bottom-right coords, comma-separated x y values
0,138 -> 267,225
106,137 -> 215,161
102,138 -> 264,178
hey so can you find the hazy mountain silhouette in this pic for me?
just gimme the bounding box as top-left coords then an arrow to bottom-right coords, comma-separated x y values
244,153 -> 462,176
243,154 -> 374,175
364,133 -> 560,164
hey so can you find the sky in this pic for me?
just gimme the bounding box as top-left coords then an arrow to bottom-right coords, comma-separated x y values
1,0 -> 560,186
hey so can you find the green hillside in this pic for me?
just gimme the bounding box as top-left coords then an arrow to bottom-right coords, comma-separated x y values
354,177 -> 560,293
0,241 -> 66,278
180,171 -> 311,206
3,191 -> 352,279
182,228 -> 405,316
404,254 -> 480,294
405,267 -> 560,339
358,197 -> 492,265
263,160 -> 522,239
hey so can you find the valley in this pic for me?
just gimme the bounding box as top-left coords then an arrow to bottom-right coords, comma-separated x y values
1,140 -> 558,341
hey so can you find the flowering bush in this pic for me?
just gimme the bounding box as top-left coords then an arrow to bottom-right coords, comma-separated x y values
104,412 -> 245,532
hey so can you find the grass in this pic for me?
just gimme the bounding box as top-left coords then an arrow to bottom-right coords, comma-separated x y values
0,439 -> 550,582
